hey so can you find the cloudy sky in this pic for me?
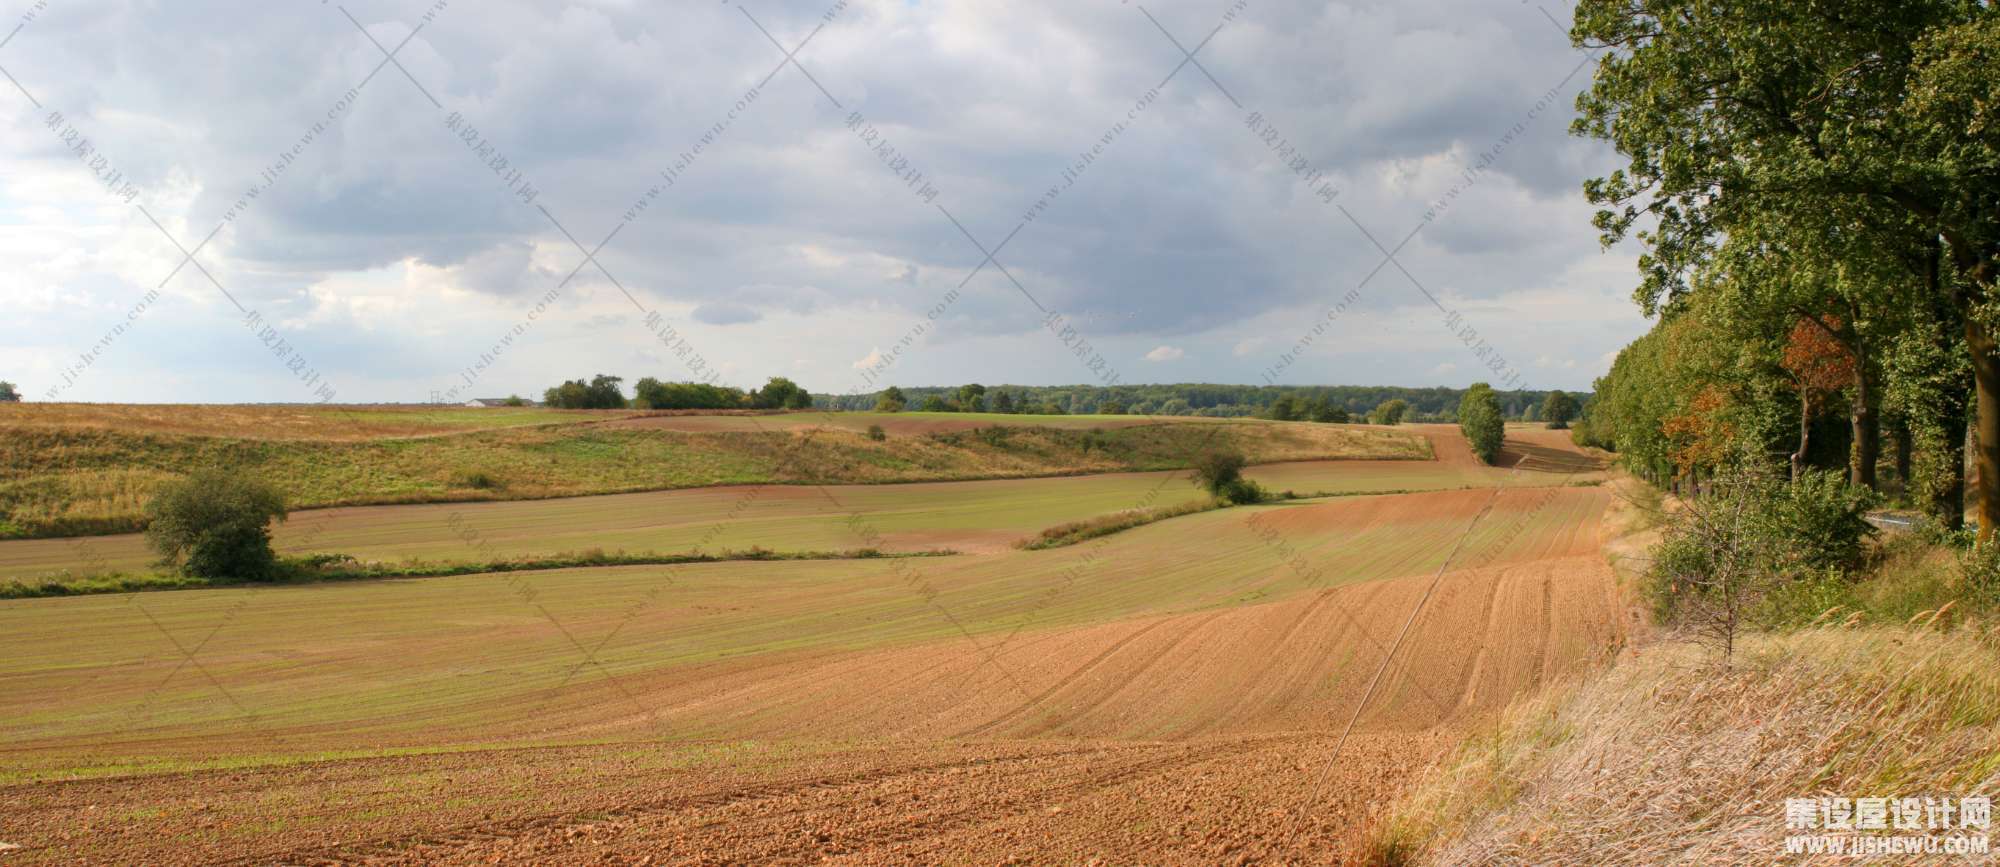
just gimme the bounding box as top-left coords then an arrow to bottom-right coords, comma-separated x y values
0,0 -> 1650,403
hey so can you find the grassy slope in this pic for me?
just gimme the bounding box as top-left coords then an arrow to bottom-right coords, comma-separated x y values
0,416 -> 1427,539
1374,481 -> 1998,865
0,403 -> 618,440
1377,626 -> 2000,864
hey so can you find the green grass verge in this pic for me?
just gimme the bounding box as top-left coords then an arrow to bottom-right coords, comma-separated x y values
0,547 -> 955,599
1018,499 -> 1225,549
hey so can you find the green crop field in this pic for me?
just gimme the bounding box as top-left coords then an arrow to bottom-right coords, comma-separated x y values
0,485 -> 1608,776
0,454 -> 1598,586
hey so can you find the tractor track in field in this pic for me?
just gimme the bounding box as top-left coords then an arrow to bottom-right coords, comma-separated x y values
1016,611 -> 1232,738
953,616 -> 1177,739
240,735 -> 1315,866
214,743 -> 1109,865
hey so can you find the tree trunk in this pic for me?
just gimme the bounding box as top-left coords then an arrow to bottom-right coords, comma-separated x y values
1967,319 -> 2000,542
1791,393 -> 1811,483
1942,418 -> 1967,532
1850,343 -> 1879,489
1893,421 -> 1913,491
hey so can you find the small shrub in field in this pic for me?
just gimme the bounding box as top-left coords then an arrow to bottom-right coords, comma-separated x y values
1955,542 -> 2000,607
1191,449 -> 1247,496
144,469 -> 288,581
866,424 -> 887,442
453,470 -> 503,490
1648,466 -> 1875,656
1220,478 -> 1269,505
1765,469 -> 1875,574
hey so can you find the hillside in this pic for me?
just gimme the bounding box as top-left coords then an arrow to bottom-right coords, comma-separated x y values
0,407 -> 1427,539
0,430 -> 1619,863
1377,625 -> 1999,864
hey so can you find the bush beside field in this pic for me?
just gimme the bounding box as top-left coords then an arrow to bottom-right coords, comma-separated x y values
0,419 -> 1428,539
0,546 -> 952,599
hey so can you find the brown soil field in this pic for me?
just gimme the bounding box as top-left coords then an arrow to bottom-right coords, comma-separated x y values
0,429 -> 1621,863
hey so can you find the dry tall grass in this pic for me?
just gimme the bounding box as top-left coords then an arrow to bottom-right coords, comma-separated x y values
1376,624 -> 2000,865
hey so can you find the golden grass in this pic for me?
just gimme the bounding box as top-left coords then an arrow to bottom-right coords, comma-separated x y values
0,403 -> 619,441
1373,624 -> 2000,865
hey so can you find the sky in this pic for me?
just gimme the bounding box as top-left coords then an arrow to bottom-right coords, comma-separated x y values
0,0 -> 1652,404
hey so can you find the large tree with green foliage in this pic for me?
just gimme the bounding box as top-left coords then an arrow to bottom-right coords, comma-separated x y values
1309,397 -> 1348,423
1368,398 -> 1409,426
545,375 -> 627,409
749,376 -> 808,410
1573,0 -> 2000,534
874,386 -> 907,412
634,378 -> 747,410
0,381 -> 19,402
145,469 -> 289,580
955,383 -> 987,412
1541,390 -> 1578,429
1458,383 -> 1505,465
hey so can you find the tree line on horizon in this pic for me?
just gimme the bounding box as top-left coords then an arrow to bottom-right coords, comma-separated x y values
529,378 -> 1592,421
540,375 -> 811,410
832,383 -> 1588,421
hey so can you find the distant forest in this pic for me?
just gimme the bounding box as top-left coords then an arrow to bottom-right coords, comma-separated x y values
821,384 -> 1588,422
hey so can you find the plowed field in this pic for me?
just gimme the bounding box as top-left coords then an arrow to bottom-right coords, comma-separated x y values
0,427 -> 1623,863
